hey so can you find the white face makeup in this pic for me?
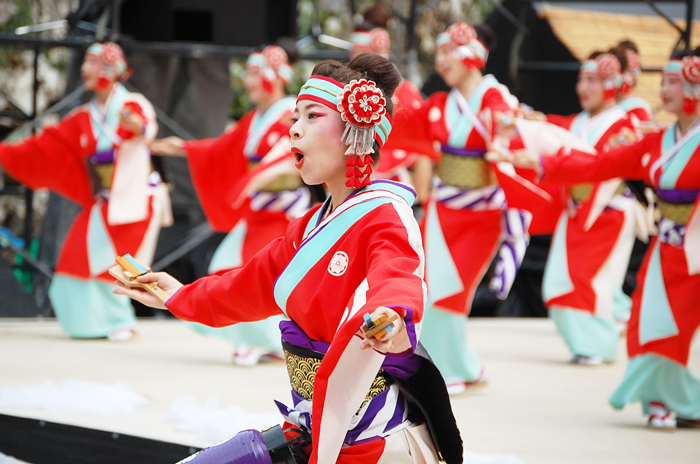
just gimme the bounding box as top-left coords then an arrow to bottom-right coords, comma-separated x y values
435,45 -> 471,89
81,55 -> 104,91
576,72 -> 606,112
289,100 -> 349,187
244,66 -> 266,105
660,73 -> 685,115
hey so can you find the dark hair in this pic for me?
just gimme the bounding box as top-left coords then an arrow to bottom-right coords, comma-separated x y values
671,47 -> 700,59
474,24 -> 496,52
354,21 -> 375,33
311,53 -> 401,161
609,46 -> 628,72
311,53 -> 401,117
617,39 -> 639,54
363,3 -> 392,29
588,50 -> 604,60
275,36 -> 300,64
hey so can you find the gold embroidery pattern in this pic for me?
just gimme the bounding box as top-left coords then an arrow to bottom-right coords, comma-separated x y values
284,349 -> 319,401
570,183 -> 593,202
247,162 -> 304,192
658,200 -> 694,225
437,153 -> 496,189
571,182 -> 626,203
283,349 -> 391,412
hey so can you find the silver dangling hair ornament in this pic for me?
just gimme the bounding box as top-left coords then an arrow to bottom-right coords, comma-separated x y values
337,79 -> 387,188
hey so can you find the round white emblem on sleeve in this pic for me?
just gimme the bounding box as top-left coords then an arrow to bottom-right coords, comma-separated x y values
328,251 -> 349,276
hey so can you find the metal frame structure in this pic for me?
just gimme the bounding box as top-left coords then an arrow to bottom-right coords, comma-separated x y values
0,0 -> 695,286
500,0 -> 696,74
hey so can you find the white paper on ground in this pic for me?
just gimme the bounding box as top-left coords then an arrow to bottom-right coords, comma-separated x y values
0,379 -> 150,416
464,449 -> 526,464
0,453 -> 30,464
164,395 -> 281,444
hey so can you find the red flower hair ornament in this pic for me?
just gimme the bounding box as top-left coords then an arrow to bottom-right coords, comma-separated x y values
442,22 -> 488,69
448,22 -> 477,46
337,79 -> 387,188
621,50 -> 642,94
681,56 -> 700,114
370,28 -> 391,55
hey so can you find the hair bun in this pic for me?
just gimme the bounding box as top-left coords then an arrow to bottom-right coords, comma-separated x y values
348,53 -> 401,101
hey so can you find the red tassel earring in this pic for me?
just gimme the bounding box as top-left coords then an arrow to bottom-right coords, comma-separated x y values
261,78 -> 274,94
683,96 -> 698,115
96,76 -> 111,91
603,88 -> 617,101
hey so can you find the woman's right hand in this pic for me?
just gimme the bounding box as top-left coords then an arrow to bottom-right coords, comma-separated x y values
519,104 -> 546,121
147,136 -> 186,157
486,148 -> 542,170
112,272 -> 184,310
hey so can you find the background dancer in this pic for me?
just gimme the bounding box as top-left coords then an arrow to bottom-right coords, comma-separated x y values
523,52 -> 641,365
0,42 -> 170,341
349,16 -> 438,204
116,53 -> 463,464
416,22 -> 528,395
149,45 -> 307,366
613,40 -> 654,124
495,52 -> 700,431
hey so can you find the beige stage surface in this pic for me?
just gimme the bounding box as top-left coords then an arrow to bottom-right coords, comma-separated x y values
1,317 -> 698,464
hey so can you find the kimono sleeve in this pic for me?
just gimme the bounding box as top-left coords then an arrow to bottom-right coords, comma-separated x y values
382,81 -> 439,160
542,134 -> 653,185
546,113 -> 576,129
0,109 -> 95,209
481,87 -> 514,139
359,203 -> 426,356
182,116 -> 251,232
165,232 -> 292,327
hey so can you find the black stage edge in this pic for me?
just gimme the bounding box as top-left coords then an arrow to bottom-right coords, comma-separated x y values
0,414 -> 199,464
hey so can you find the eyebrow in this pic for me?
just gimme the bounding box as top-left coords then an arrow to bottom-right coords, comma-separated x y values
300,102 -> 326,111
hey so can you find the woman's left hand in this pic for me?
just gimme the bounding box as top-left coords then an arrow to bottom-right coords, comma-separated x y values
118,108 -> 145,138
358,307 -> 408,354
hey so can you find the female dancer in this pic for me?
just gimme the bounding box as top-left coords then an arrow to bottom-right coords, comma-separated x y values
350,25 -> 438,200
416,22 -> 527,394
149,45 -> 308,365
497,53 -> 700,430
115,54 -> 462,463
526,52 -> 640,365
0,42 -> 170,341
614,40 -> 654,123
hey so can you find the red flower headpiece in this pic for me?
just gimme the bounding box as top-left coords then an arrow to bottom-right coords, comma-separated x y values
101,43 -> 124,67
448,22 -> 477,47
596,54 -> 621,81
337,79 -> 387,188
370,28 -> 391,55
681,56 -> 700,85
262,45 -> 288,71
338,79 -> 387,128
680,56 -> 700,114
626,50 -> 641,74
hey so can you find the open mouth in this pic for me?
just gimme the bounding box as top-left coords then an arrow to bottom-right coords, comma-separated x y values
292,147 -> 304,168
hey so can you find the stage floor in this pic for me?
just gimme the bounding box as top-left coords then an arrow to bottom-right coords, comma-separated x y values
1,317 -> 698,464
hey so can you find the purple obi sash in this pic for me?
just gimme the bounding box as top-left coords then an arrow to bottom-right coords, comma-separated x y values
440,144 -> 487,158
90,149 -> 115,165
657,188 -> 699,204
279,320 -> 421,379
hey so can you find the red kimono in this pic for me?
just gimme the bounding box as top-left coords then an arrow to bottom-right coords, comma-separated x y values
0,84 -> 170,338
182,96 -> 308,353
166,181 -> 451,463
543,123 -> 700,418
376,80 -> 439,183
542,106 -> 639,361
